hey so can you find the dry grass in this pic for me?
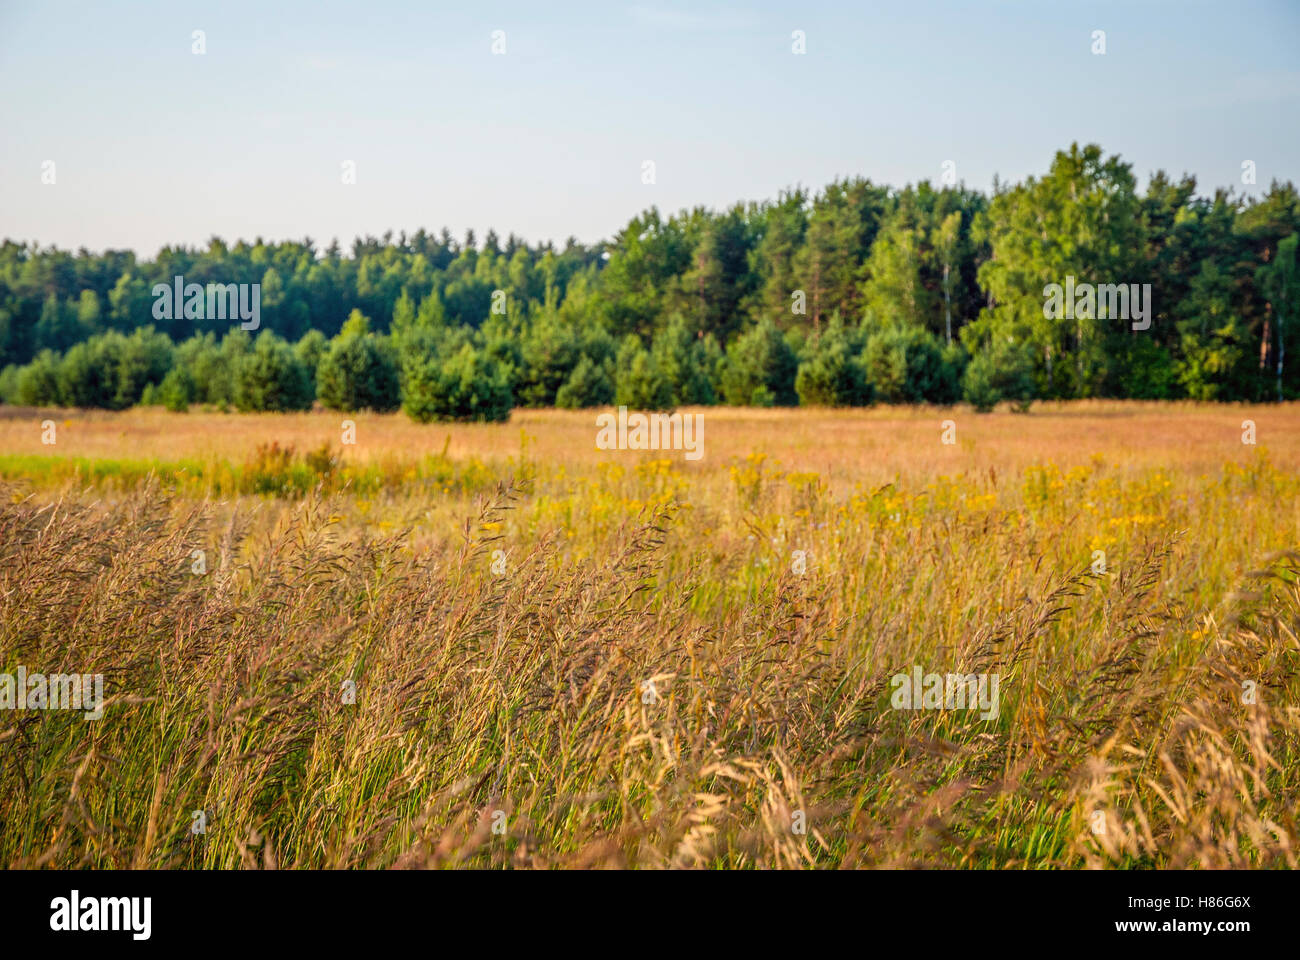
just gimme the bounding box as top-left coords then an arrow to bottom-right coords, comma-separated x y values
1,402 -> 1298,868
3,401 -> 1297,481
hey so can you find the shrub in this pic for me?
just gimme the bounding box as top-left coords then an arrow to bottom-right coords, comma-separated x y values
0,365 -> 19,404
402,342 -> 512,423
862,325 -> 959,404
316,331 -> 400,412
795,320 -> 871,406
157,366 -> 196,412
114,327 -> 174,407
651,315 -> 716,406
517,314 -> 583,407
295,330 -> 329,389
614,335 -> 673,410
15,350 -> 64,406
720,317 -> 798,406
232,332 -> 314,412
58,335 -> 124,408
556,354 -> 615,409
961,338 -> 1037,412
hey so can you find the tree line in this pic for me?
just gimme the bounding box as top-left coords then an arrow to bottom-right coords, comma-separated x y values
2,143 -> 1297,419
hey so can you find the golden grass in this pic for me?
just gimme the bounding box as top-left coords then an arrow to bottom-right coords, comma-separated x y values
4,401 -> 1297,481
1,401 -> 1298,868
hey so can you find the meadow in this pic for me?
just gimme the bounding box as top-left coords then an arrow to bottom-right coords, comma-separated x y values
1,401 -> 1298,868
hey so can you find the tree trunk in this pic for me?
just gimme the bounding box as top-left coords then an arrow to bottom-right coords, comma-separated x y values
812,256 -> 821,336
943,262 -> 952,346
1278,298 -> 1286,402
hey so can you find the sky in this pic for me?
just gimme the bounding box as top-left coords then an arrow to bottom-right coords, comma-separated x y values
1,0 -> 1297,257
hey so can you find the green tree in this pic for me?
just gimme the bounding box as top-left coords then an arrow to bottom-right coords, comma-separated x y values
108,273 -> 154,333
59,334 -> 124,408
1256,232 -> 1299,400
934,211 -> 962,346
795,318 -> 871,406
746,189 -> 808,324
35,294 -> 80,352
115,326 -> 173,407
316,319 -> 400,412
720,317 -> 799,406
156,366 -> 196,412
682,205 -> 757,342
401,341 -> 512,423
598,208 -> 694,339
233,332 -> 313,412
556,354 -> 615,409
614,335 -> 673,410
862,325 -> 958,404
75,290 -> 103,337
1175,260 -> 1250,400
793,178 -> 891,333
295,330 -> 328,389
652,314 -> 716,405
861,200 -> 935,331
971,143 -> 1145,399
961,337 -> 1036,412
15,350 -> 63,406
516,311 -> 583,407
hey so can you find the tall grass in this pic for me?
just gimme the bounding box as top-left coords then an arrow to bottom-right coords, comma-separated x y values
1,406 -> 1297,868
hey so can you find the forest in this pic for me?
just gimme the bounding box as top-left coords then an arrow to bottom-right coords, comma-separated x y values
2,143 -> 1298,420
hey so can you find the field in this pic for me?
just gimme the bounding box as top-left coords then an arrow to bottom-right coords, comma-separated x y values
2,401 -> 1299,868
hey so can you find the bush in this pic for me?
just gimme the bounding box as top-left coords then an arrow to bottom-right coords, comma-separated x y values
232,332 -> 314,412
0,365 -> 19,404
166,333 -> 227,407
556,354 -> 615,409
517,314 -> 583,407
316,331 -> 400,412
795,320 -> 871,406
961,338 -> 1037,412
115,327 -> 174,407
720,318 -> 798,406
614,335 -> 673,410
651,315 -> 716,405
157,366 -> 196,412
862,326 -> 959,404
15,351 -> 62,406
295,330 -> 329,390
402,342 -> 512,423
51,328 -> 171,409
58,335 -> 124,409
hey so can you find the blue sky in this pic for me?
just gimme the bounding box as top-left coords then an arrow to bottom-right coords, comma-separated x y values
2,0 -> 1297,256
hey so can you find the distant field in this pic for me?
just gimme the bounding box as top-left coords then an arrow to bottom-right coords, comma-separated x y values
3,399 -> 1298,483
2,402 -> 1298,868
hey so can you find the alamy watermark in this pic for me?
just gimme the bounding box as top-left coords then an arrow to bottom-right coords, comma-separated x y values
891,666 -> 1000,721
1043,276 -> 1151,331
50,891 -> 150,940
1,666 -> 104,719
152,275 -> 260,330
595,406 -> 703,461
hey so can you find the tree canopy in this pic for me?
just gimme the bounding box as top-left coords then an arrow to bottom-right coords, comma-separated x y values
2,143 -> 1297,419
